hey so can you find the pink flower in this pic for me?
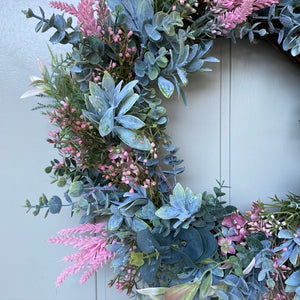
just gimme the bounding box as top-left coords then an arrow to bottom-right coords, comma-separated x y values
223,213 -> 249,241
222,212 -> 247,229
107,145 -> 127,160
218,237 -> 236,255
230,227 -> 249,242
50,0 -> 110,37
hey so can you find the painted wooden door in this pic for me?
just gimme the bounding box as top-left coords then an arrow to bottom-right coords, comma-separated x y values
0,1 -> 299,299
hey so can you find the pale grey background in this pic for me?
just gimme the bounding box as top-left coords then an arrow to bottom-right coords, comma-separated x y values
0,1 -> 299,299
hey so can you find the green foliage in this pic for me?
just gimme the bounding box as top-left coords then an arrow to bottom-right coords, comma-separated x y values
84,75 -> 152,150
164,281 -> 200,300
155,183 -> 202,229
267,193 -> 300,232
108,0 -> 154,42
69,181 -> 84,197
23,0 -> 300,298
22,8 -> 81,45
285,270 -> 300,297
269,0 -> 300,56
274,228 -> 300,267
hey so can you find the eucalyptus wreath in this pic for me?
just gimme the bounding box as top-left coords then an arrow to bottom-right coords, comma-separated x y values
22,0 -> 300,299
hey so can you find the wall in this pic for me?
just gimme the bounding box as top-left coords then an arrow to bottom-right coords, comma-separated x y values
165,38 -> 300,210
0,1 -> 299,299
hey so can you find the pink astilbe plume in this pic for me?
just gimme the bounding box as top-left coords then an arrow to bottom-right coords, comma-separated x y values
50,0 -> 110,37
49,222 -> 114,287
206,0 -> 278,34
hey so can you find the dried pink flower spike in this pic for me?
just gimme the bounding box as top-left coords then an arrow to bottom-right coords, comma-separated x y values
207,0 -> 279,33
50,0 -> 110,37
49,222 -> 114,286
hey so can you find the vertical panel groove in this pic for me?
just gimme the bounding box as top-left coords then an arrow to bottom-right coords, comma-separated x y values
228,41 -> 232,204
219,42 -> 223,184
95,272 -> 98,300
219,39 -> 232,204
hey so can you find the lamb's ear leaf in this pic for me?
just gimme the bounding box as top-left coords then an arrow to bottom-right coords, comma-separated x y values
99,107 -> 114,136
158,76 -> 174,98
114,126 -> 151,151
116,115 -> 145,130
118,94 -> 139,116
116,80 -> 138,106
102,72 -> 115,94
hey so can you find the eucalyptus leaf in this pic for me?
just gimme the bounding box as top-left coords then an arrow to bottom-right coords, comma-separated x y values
132,216 -> 149,232
145,24 -> 161,41
140,256 -> 161,284
69,181 -> 84,197
137,228 -> 160,253
53,14 -> 66,31
108,213 -> 124,231
50,30 -> 66,44
49,196 -> 62,214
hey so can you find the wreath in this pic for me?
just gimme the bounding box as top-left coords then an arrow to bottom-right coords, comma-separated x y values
22,0 -> 300,299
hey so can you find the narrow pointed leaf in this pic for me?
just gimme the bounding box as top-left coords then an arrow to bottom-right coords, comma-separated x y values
177,68 -> 188,86
137,287 -> 168,296
203,56 -> 220,63
20,89 -> 43,99
199,273 -> 212,299
290,245 -> 300,266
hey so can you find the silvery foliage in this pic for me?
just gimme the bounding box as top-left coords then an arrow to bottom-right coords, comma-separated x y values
268,0 -> 300,56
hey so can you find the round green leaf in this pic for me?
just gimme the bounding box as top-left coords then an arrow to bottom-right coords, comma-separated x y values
69,181 -> 84,197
